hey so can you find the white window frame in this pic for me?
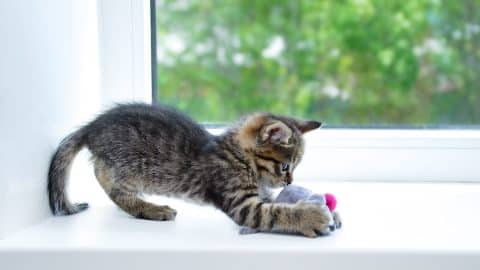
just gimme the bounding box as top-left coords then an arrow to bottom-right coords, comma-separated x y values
97,0 -> 152,106
296,129 -> 480,182
103,0 -> 480,183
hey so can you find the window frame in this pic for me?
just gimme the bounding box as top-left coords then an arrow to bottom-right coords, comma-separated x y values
97,0 -> 152,105
116,0 -> 480,183
297,128 -> 480,182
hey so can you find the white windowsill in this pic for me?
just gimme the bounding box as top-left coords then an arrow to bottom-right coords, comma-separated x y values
1,182 -> 479,270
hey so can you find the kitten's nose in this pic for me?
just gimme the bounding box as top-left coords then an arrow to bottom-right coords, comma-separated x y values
286,176 -> 292,185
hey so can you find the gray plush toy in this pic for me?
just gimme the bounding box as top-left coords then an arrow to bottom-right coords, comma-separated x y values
239,185 -> 335,235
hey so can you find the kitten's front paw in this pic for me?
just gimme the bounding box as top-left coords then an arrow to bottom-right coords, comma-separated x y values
294,202 -> 333,238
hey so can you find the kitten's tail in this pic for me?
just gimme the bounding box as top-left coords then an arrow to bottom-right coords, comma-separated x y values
48,127 -> 89,215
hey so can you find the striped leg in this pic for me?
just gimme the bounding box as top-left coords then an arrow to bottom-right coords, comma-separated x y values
224,190 -> 332,237
94,160 -> 176,221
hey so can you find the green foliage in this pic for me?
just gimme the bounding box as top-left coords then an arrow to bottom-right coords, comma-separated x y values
155,0 -> 480,125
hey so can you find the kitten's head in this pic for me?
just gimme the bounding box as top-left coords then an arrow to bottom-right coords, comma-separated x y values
235,113 -> 321,188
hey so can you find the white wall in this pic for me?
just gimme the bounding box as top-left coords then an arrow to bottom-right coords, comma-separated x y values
0,0 -> 101,238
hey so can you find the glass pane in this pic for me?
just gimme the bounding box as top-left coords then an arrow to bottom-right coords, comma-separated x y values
154,0 -> 480,126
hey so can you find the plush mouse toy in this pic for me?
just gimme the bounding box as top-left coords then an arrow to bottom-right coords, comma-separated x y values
239,185 -> 338,235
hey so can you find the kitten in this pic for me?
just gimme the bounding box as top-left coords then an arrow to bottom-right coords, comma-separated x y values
48,103 -> 339,237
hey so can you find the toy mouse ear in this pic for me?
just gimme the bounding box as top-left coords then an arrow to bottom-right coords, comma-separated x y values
295,120 -> 322,134
260,121 -> 292,144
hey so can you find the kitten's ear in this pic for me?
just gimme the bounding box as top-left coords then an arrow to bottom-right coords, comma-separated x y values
295,120 -> 322,134
260,121 -> 292,144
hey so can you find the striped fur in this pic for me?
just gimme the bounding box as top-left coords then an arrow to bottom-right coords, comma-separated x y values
48,103 -> 330,237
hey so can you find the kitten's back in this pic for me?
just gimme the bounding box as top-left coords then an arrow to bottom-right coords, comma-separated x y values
84,103 -> 212,160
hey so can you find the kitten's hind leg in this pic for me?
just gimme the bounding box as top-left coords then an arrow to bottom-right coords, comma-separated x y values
93,160 -> 176,221
109,186 -> 177,221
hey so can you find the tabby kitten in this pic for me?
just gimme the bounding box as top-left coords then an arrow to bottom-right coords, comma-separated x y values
48,103 -> 339,237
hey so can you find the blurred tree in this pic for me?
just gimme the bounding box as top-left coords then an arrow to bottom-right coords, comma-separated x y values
154,0 -> 480,126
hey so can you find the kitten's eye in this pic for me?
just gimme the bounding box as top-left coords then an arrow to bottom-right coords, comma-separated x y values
281,163 -> 290,173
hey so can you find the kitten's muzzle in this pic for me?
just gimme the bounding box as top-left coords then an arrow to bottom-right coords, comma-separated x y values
286,174 -> 292,185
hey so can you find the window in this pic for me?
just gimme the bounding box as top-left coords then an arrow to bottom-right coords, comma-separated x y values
148,1 -> 480,183
152,0 -> 480,127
